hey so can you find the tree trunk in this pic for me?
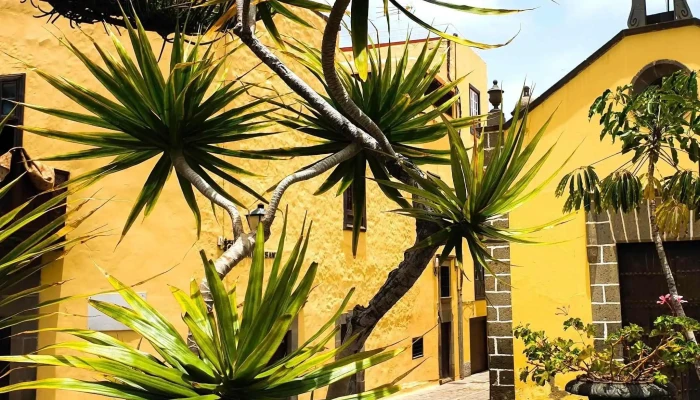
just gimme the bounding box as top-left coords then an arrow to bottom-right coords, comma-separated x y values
647,159 -> 700,379
325,214 -> 441,398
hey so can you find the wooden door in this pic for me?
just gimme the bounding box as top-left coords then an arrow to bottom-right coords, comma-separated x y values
439,321 -> 453,380
617,242 -> 700,399
470,317 -> 488,374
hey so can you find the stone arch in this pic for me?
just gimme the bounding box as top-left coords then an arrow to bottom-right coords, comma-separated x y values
631,59 -> 689,94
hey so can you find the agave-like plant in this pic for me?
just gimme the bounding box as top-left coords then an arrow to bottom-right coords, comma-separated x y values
0,112 -> 103,329
12,12 -> 275,239
201,0 -> 523,80
256,38 -> 480,254
376,106 -> 571,270
0,219 -> 404,399
26,0 -> 333,38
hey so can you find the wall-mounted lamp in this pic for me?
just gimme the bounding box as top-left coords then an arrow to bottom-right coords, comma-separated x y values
246,203 -> 266,232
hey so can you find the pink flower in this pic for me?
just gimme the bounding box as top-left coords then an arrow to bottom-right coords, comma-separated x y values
674,295 -> 688,304
657,294 -> 688,305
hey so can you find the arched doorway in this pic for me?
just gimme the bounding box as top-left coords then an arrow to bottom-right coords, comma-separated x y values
631,59 -> 689,94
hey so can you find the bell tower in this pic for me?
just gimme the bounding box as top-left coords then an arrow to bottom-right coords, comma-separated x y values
628,0 -> 693,28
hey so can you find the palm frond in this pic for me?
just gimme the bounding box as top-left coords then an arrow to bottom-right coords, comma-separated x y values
19,11 -> 275,239
0,176 -> 103,313
256,38 -> 481,255
379,99 -> 572,273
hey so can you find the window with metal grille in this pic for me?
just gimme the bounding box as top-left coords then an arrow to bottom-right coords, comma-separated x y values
0,74 -> 25,155
469,86 -> 480,117
469,85 -> 481,136
474,263 -> 486,300
342,186 -> 367,231
411,337 -> 424,359
440,265 -> 451,298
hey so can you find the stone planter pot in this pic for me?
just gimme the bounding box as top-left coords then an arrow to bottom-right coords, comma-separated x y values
565,379 -> 676,400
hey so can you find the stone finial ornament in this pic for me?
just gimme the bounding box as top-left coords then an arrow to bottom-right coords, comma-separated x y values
488,80 -> 504,111
675,0 -> 693,19
628,0 -> 647,28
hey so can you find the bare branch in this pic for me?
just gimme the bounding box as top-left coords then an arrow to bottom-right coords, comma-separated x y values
263,142 -> 361,225
171,150 -> 244,239
237,0 -> 256,34
197,143 -> 362,307
232,7 -> 383,154
321,0 -> 396,157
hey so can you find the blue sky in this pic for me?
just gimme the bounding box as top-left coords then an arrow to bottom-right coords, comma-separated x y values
339,0 -> 700,111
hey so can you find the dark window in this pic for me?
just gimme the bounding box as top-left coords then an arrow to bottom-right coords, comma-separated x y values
268,331 -> 292,366
411,337 -> 424,359
336,313 -> 365,392
440,265 -> 451,298
340,322 -> 348,343
426,78 -> 456,117
343,186 -> 367,231
474,263 -> 485,300
0,74 -> 25,155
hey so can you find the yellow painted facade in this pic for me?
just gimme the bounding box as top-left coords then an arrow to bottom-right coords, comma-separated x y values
509,21 -> 700,399
0,1 -> 489,399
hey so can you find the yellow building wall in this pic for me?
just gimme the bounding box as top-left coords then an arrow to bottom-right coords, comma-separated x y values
0,2 -> 487,399
509,24 -> 700,399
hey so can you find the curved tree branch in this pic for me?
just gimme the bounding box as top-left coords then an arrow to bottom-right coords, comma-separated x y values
171,150 -> 244,239
199,144 -> 362,307
237,0 -> 257,34
233,10 -> 383,154
231,9 -> 446,396
263,142 -> 362,225
321,0 -> 396,157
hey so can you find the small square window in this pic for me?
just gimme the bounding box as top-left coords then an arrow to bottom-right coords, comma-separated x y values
412,337 -> 424,359
0,75 -> 24,154
474,263 -> 486,300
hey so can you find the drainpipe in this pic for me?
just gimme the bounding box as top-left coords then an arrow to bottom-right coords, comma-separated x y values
446,39 -> 466,380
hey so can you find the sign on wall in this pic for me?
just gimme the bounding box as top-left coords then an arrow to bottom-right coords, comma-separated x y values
87,292 -> 147,331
